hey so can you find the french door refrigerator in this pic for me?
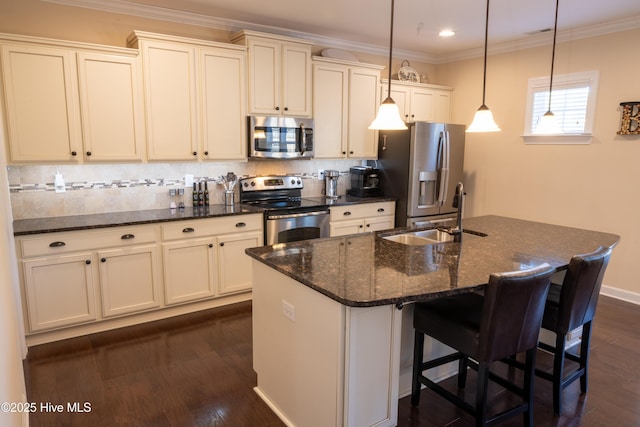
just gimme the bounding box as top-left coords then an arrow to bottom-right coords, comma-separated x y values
375,122 -> 465,228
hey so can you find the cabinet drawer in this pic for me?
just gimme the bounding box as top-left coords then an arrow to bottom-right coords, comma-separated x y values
19,225 -> 159,258
162,214 -> 262,241
330,202 -> 395,221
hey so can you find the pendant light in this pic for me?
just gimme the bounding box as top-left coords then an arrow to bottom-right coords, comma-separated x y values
535,0 -> 562,134
466,0 -> 501,133
369,0 -> 407,130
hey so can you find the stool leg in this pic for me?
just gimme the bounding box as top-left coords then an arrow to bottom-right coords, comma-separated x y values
523,348 -> 536,427
579,321 -> 593,393
553,332 -> 567,415
458,355 -> 468,388
411,330 -> 425,406
475,363 -> 489,427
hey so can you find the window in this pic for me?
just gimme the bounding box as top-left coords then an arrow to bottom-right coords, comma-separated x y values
523,70 -> 599,144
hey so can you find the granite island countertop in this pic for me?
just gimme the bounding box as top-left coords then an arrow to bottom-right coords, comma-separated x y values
12,205 -> 265,236
245,215 -> 620,307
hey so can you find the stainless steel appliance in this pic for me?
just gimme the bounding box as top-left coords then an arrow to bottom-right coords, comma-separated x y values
376,122 -> 465,228
347,166 -> 383,197
248,116 -> 314,159
324,170 -> 340,199
239,176 -> 329,245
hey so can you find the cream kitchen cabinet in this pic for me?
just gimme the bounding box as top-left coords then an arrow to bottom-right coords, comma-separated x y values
385,80 -> 453,123
312,57 -> 383,159
129,31 -> 248,161
16,224 -> 162,333
161,214 -> 263,305
329,201 -> 395,237
232,30 -> 312,117
1,34 -> 146,163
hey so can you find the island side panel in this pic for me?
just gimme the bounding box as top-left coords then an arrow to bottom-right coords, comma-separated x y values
252,261 -> 345,427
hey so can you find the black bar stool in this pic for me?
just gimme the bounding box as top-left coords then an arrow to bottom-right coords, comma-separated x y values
537,246 -> 612,414
411,263 -> 555,427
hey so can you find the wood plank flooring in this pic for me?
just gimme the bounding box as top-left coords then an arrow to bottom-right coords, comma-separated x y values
25,296 -> 640,426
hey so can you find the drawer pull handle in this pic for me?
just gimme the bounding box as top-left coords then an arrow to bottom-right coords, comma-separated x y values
121,234 -> 135,240
49,241 -> 66,248
343,211 -> 352,216
377,208 -> 385,212
235,222 -> 246,228
183,227 -> 195,233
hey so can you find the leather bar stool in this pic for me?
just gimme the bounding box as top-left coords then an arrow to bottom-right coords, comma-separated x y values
537,246 -> 612,415
411,263 -> 555,427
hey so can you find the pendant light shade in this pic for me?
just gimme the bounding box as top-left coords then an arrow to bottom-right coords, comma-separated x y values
535,0 -> 561,134
369,0 -> 407,130
466,0 -> 500,133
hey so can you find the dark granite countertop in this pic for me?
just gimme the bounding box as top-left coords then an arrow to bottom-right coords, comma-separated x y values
245,215 -> 620,308
302,195 -> 396,206
13,205 -> 264,236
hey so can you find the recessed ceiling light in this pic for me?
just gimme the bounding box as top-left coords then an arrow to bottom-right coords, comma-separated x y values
439,29 -> 455,37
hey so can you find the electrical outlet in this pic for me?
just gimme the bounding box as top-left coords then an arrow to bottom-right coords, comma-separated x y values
282,300 -> 295,321
185,174 -> 194,187
318,169 -> 325,180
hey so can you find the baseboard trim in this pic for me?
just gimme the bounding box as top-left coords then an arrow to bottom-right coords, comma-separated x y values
601,285 -> 640,305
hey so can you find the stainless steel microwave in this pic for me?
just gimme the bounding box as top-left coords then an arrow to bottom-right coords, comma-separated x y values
248,116 -> 314,159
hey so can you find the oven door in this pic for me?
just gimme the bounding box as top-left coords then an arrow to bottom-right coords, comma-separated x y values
265,209 -> 330,245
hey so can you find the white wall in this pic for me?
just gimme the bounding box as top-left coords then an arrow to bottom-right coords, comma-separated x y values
440,28 -> 640,298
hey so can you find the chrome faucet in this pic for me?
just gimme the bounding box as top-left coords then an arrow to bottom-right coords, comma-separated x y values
451,182 -> 465,241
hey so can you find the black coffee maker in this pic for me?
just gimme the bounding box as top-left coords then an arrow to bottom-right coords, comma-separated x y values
347,166 -> 383,197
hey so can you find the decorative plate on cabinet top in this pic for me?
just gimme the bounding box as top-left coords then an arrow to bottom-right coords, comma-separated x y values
321,48 -> 359,62
397,60 -> 419,82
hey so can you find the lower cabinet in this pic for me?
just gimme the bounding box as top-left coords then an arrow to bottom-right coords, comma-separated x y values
329,201 -> 395,237
16,213 -> 263,343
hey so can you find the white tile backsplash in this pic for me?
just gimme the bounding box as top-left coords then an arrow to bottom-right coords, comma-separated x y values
9,160 -> 361,219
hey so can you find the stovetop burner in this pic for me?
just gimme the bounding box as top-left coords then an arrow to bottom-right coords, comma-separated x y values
239,175 -> 329,213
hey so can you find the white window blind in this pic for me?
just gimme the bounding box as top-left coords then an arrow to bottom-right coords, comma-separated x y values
524,70 -> 599,143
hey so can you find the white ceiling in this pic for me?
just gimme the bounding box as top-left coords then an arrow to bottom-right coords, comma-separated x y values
46,0 -> 640,62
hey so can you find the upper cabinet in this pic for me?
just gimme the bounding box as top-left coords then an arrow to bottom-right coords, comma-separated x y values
128,31 -> 247,161
312,57 -> 383,159
385,80 -> 453,123
0,35 -> 145,163
232,31 -> 312,117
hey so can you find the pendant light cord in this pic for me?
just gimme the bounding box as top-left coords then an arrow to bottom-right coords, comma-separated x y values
385,0 -> 395,99
547,0 -> 559,112
481,0 -> 490,106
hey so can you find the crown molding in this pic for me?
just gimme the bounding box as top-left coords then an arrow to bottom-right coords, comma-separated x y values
42,0 -> 640,64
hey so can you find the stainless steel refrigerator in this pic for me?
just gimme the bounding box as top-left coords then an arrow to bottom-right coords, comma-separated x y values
375,122 -> 465,228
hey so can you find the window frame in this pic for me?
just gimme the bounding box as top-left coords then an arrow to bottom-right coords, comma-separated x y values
523,70 -> 599,144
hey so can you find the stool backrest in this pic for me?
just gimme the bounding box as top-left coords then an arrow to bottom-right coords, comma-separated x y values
557,246 -> 612,334
479,263 -> 555,363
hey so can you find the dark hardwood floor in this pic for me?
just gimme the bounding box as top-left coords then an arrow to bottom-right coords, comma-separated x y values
25,296 -> 640,426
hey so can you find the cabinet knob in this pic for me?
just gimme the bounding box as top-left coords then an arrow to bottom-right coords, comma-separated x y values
366,224 -> 370,228
86,151 -> 92,156
183,227 -> 195,233
219,242 -> 225,247
49,241 -> 66,248
101,258 -> 106,262
85,260 -> 91,265
275,106 -> 280,111
208,243 -> 213,248
192,151 -> 198,156
204,151 -> 209,156
284,107 -> 288,111
71,151 -> 77,156
349,151 -> 354,155
342,151 -> 346,155
235,222 -> 246,228
121,234 -> 135,240
359,225 -> 364,228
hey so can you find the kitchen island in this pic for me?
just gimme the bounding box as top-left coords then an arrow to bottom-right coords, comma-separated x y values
245,215 -> 620,427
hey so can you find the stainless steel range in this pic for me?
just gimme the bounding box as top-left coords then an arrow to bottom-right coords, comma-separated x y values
239,176 -> 330,245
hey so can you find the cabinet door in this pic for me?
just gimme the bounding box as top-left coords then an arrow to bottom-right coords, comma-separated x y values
247,38 -> 280,115
312,63 -> 348,158
217,231 -> 262,294
347,67 -> 380,158
199,47 -> 247,160
388,85 -> 409,123
77,52 -> 145,161
98,244 -> 162,317
409,87 -> 436,122
23,253 -> 96,332
433,90 -> 451,122
140,40 -> 198,160
1,44 -> 81,162
281,43 -> 311,116
162,238 -> 217,305
330,219 -> 364,237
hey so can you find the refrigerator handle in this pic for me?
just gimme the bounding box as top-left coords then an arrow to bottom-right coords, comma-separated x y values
437,131 -> 450,206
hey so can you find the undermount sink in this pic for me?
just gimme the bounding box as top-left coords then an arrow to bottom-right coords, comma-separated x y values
383,229 -> 455,245
382,228 -> 487,246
